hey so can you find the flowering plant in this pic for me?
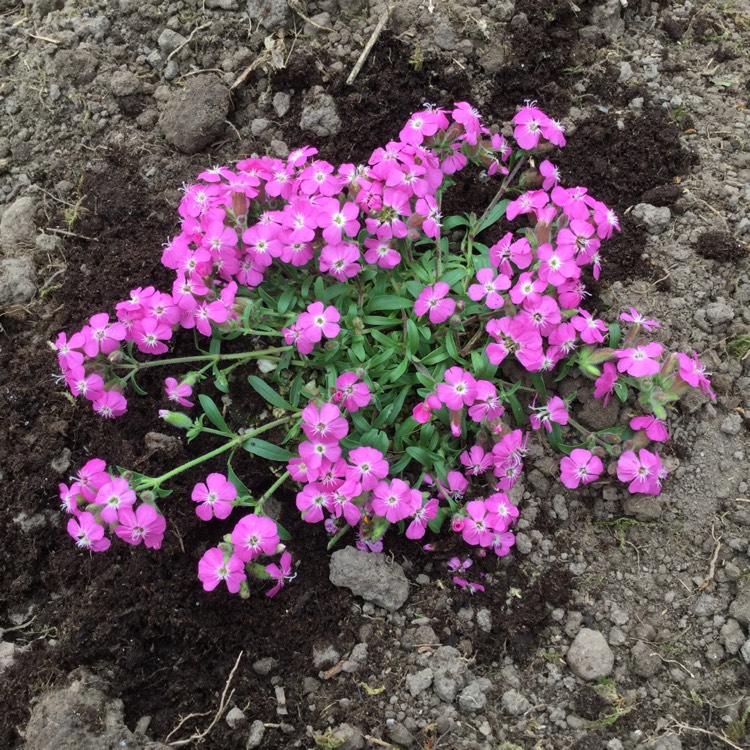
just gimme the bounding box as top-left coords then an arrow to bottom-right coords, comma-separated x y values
54,101 -> 714,597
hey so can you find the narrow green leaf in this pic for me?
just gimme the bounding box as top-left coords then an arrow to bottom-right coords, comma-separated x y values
387,357 -> 410,383
243,438 -> 294,462
365,295 -> 412,312
442,214 -> 471,230
278,289 -> 295,315
507,393 -> 526,427
530,372 -> 547,397
198,394 -> 232,434
247,375 -> 294,410
475,199 -> 509,234
608,323 -> 621,350
275,521 -> 292,541
227,460 -> 253,501
406,318 -> 419,356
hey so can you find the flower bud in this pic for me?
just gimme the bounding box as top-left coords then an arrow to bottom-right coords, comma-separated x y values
158,410 -> 194,429
108,349 -> 125,364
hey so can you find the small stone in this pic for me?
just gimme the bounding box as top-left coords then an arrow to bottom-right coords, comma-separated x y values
273,92 -> 291,118
706,299 -> 734,326
741,639 -> 750,665
0,641 -> 17,673
0,257 -> 37,305
157,28 -> 186,53
225,706 -> 246,729
567,628 -> 614,680
387,721 -> 414,747
476,608 -> 492,633
299,86 -> 341,138
705,641 -> 725,666
158,76 -> 230,154
622,494 -> 663,522
430,646 -> 467,703
458,681 -> 487,713
729,580 -> 750,626
692,593 -> 719,617
246,719 -> 265,748
405,668 -> 433,697
329,547 -> 409,611
515,532 -> 532,554
252,656 -> 278,675
110,69 -> 142,97
720,413 -> 742,436
246,0 -> 292,30
553,494 -> 568,521
720,618 -> 746,655
501,688 -> 531,716
632,203 -> 671,235
312,644 -> 340,669
653,735 -> 682,750
329,723 -> 364,750
631,641 -> 661,678
0,195 -> 37,253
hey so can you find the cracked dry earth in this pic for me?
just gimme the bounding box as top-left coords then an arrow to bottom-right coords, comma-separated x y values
0,1 -> 749,749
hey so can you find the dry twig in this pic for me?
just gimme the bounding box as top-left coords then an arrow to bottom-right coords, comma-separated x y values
347,5 -> 393,86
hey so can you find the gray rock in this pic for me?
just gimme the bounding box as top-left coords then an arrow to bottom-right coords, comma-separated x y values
622,494 -> 663,522
618,61 -> 633,82
476,608 -> 492,633
205,0 -> 238,8
250,117 -> 272,137
25,0 -> 65,17
458,681 -> 487,713
706,299 -> 734,326
433,21 -> 458,51
729,581 -> 750,626
553,494 -> 569,521
387,721 -> 414,747
653,735 -> 682,750
632,203 -> 671,235
225,706 -> 246,729
0,640 -> 16,673
515,532 -> 532,554
430,646 -> 468,703
1,195 -> 37,253
405,668 -> 433,697
252,656 -> 278,675
247,0 -> 292,30
567,628 -> 614,680
273,92 -> 291,118
23,668 -> 166,750
246,719 -> 265,748
590,0 -> 625,39
329,547 -> 409,611
299,86 -> 341,138
159,77 -> 230,153
328,723 -> 364,750
0,257 -> 37,306
720,413 -> 743,436
692,593 -> 719,617
110,69 -> 142,97
157,28 -> 187,54
312,644 -> 340,669
720,618 -> 745,655
741,639 -> 750,665
52,50 -> 99,85
501,688 -> 531,716
630,641 -> 661,678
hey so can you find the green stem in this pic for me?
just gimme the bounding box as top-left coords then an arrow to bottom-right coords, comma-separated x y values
116,346 -> 292,372
567,417 -> 610,449
141,416 -> 292,489
326,523 -> 351,551
474,153 -> 529,235
255,471 -> 290,510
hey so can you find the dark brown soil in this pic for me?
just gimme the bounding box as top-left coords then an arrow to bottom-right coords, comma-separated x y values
0,9 -> 699,750
695,230 -> 747,262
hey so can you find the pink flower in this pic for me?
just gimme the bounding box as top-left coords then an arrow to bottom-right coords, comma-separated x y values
676,352 -> 715,398
451,102 -> 482,145
334,372 -> 371,412
617,449 -> 664,495
94,477 -> 136,524
468,268 -> 510,309
537,243 -> 580,286
539,160 -> 560,190
165,377 -> 194,408
594,362 -> 618,406
620,308 -> 660,332
630,415 -> 669,442
231,514 -> 280,561
297,302 -> 341,342
530,395 -> 569,432
347,447 -> 389,491
559,449 -> 604,489
571,310 -> 608,344
132,317 -> 173,355
461,500 -> 495,547
192,473 -> 237,521
194,299 -> 229,336
512,104 -> 551,150
299,439 -> 341,469
67,511 -> 110,552
74,458 -> 110,501
301,402 -> 348,443
615,343 -> 663,378
363,237 -> 401,269
489,530 -> 515,557
405,497 -> 439,540
468,380 -> 505,423
371,479 -> 420,523
114,504 -> 167,549
82,313 -> 126,357
437,367 -> 477,410
460,445 -> 493,475
93,390 -> 128,419
414,282 -> 455,324
296,482 -> 330,523
485,492 -> 519,532
198,547 -> 246,593
265,551 -> 295,597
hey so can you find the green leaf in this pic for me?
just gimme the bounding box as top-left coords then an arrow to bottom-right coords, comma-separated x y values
365,295 -> 412,312
406,445 -> 438,468
421,346 -> 450,366
387,357 -> 410,383
507,393 -> 526,427
442,214 -> 471,230
275,520 -> 292,541
198,394 -> 232,434
243,438 -> 294,462
614,381 -> 628,403
247,375 -> 294,411
360,429 -> 389,454
530,373 -> 547,397
278,289 -> 295,315
441,268 -> 466,288
289,373 -> 303,407
406,318 -> 419,356
445,331 -> 461,361
608,323 -> 621,350
313,276 -> 325,301
427,507 -> 448,534
227,460 -> 254,501
475,199 -> 509,235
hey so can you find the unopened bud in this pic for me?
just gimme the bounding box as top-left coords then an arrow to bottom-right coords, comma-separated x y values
159,410 -> 194,429
108,349 -> 125,364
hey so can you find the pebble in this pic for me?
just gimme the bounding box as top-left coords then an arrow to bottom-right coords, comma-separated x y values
0,195 -> 37,253
567,628 -> 615,680
0,257 -> 37,305
501,688 -> 531,716
720,413 -> 742,435
729,581 -> 750,626
299,86 -> 341,138
632,203 -> 671,234
246,719 -> 265,748
405,668 -> 433,697
224,706 -> 245,729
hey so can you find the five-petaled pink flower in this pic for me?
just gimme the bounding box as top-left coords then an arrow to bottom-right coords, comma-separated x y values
615,343 -> 663,378
414,282 -> 455,324
192,473 -> 237,521
616,449 -> 664,495
198,547 -> 247,593
559,449 -> 604,489
115,504 -> 167,549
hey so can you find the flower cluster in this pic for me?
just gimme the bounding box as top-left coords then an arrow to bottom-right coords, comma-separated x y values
54,100 -> 715,596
